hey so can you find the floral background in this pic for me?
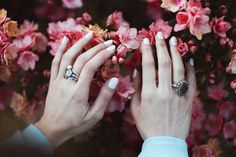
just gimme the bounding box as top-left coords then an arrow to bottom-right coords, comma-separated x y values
0,0 -> 235,157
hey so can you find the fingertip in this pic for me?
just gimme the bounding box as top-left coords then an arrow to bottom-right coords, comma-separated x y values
84,31 -> 93,40
108,77 -> 119,90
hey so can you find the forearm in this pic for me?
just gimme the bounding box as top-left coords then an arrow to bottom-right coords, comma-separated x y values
0,124 -> 53,157
139,136 -> 188,157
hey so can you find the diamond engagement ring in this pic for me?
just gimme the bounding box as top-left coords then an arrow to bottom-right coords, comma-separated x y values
64,65 -> 79,82
172,80 -> 189,96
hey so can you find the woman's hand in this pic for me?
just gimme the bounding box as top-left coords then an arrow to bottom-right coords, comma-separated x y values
131,32 -> 196,140
35,33 -> 119,148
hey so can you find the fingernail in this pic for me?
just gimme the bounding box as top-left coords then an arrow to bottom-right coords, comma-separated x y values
108,77 -> 119,89
132,69 -> 138,79
106,45 -> 116,53
190,58 -> 194,66
143,38 -> 150,45
85,32 -> 93,39
170,36 -> 177,46
104,40 -> 113,46
157,32 -> 164,40
61,36 -> 68,44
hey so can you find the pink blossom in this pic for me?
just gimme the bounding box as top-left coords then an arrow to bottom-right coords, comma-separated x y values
223,121 -> 236,139
107,76 -> 135,112
174,0 -> 211,40
19,20 -> 38,36
13,35 -> 34,51
62,0 -> 83,9
161,0 -> 186,13
106,11 -> 129,30
177,42 -> 189,56
212,17 -> 232,37
116,26 -> 140,57
149,19 -> 172,39
207,81 -> 228,101
76,12 -> 92,25
17,51 -> 39,71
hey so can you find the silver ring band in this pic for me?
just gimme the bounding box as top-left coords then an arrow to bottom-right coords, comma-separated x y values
64,65 -> 79,82
172,80 -> 189,96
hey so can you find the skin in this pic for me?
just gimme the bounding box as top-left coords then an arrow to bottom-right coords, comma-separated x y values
131,33 -> 196,140
35,31 -> 196,151
35,33 -> 119,148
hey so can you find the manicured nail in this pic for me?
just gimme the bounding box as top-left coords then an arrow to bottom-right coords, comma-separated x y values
106,45 -> 116,53
104,40 -> 113,46
143,38 -> 150,45
108,77 -> 119,89
84,32 -> 93,39
157,32 -> 164,40
132,69 -> 138,79
61,36 -> 68,44
170,36 -> 177,46
189,58 -> 194,66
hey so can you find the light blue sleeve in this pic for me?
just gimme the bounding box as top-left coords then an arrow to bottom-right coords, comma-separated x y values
138,136 -> 188,157
1,124 -> 53,156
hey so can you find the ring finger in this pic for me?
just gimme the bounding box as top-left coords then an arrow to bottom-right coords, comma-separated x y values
73,40 -> 113,74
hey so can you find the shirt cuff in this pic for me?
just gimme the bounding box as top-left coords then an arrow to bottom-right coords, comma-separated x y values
138,136 -> 188,157
22,124 -> 53,155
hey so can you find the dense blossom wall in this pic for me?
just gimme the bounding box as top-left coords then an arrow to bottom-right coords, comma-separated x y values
0,0 -> 235,157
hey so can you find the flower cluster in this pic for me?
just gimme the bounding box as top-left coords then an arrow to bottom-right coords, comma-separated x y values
0,9 -> 47,79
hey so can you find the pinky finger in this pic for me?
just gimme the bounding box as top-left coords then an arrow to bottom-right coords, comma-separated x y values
186,58 -> 197,100
50,36 -> 69,83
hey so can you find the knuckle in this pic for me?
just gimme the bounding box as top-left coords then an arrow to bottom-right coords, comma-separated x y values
144,60 -> 155,68
62,53 -> 71,62
160,59 -> 171,67
84,62 -> 96,72
52,59 -> 59,66
142,91 -> 155,101
176,67 -> 185,75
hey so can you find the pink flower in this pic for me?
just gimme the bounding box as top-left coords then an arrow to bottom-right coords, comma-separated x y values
19,20 -> 38,36
17,51 -> 39,71
62,0 -> 83,9
177,42 -> 189,56
13,35 -> 34,51
116,26 -> 140,57
204,114 -> 223,136
161,0 -> 186,13
223,121 -> 236,139
107,76 -> 135,112
106,11 -> 129,30
217,101 -> 236,120
149,19 -> 172,39
212,17 -> 232,38
175,12 -> 191,31
174,0 -> 211,40
76,12 -> 92,25
207,81 -> 228,101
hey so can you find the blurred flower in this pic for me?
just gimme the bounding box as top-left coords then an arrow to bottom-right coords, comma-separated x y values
106,11 -> 129,30
174,0 -> 211,40
212,17 -> 232,37
62,0 -> 83,9
177,41 -> 189,56
193,138 -> 221,157
217,101 -> 236,120
223,121 -> 236,140
204,114 -> 223,136
0,9 -> 7,24
161,0 -> 186,13
17,51 -> 39,71
207,81 -> 228,101
107,76 -> 135,112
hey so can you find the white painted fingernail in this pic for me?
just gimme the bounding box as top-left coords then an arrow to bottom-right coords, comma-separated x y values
108,77 -> 119,89
190,58 -> 194,66
170,36 -> 177,46
104,40 -> 113,46
132,69 -> 138,79
143,38 -> 150,45
61,36 -> 68,44
157,32 -> 164,40
106,45 -> 116,53
84,32 -> 93,39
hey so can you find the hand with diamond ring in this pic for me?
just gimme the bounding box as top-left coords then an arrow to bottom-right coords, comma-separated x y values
131,32 -> 197,140
35,32 -> 119,149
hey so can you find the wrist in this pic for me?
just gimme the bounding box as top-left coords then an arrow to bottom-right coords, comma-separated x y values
35,119 -> 67,149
